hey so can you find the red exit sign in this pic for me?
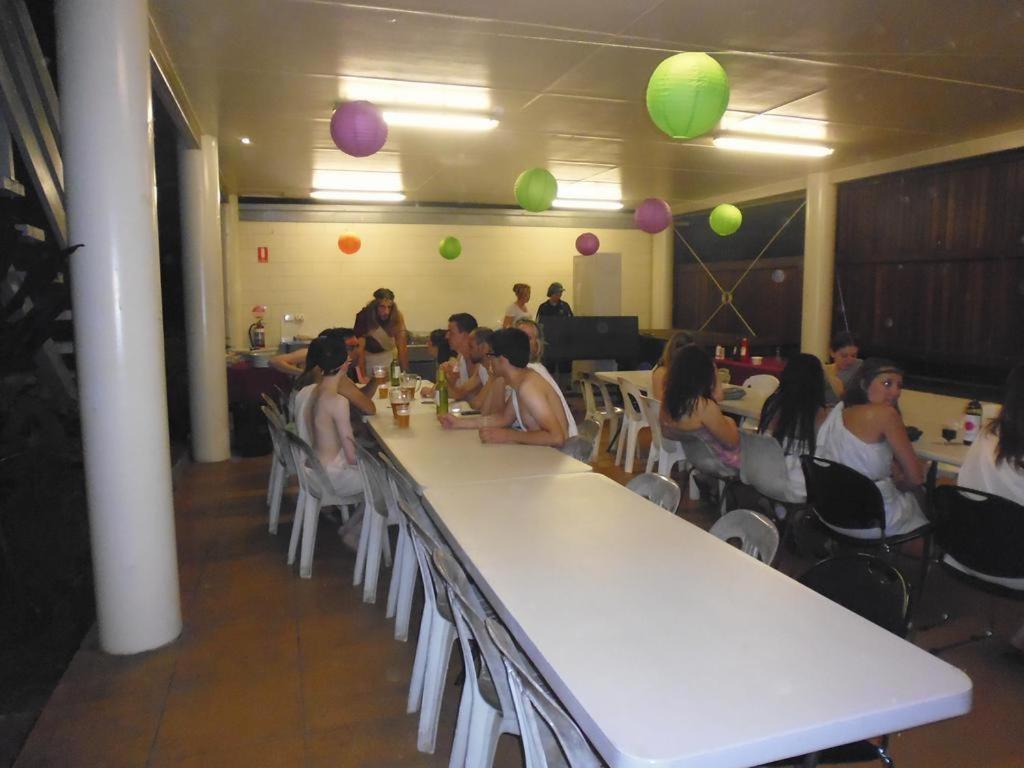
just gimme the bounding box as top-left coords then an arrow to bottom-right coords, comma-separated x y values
257,246 -> 269,263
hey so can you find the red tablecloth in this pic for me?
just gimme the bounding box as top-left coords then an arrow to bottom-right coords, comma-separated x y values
226,362 -> 293,403
716,357 -> 786,386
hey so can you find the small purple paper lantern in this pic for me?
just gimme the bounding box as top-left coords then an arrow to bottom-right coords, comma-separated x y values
634,198 -> 672,234
575,232 -> 600,255
330,100 -> 388,158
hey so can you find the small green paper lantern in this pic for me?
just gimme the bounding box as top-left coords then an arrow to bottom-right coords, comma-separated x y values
439,235 -> 462,260
514,167 -> 558,213
646,52 -> 730,140
709,204 -> 742,236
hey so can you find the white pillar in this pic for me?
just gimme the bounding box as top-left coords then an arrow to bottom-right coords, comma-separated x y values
56,0 -> 181,654
179,136 -> 230,462
801,172 -> 838,359
221,193 -> 245,349
650,229 -> 674,328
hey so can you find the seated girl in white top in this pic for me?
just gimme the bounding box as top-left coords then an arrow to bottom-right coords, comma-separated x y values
815,358 -> 928,538
501,283 -> 531,328
956,363 -> 1024,606
757,353 -> 829,502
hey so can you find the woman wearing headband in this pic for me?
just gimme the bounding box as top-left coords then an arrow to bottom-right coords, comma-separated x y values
815,358 -> 928,537
352,288 -> 409,375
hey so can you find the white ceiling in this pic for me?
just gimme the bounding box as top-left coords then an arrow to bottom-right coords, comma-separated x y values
149,0 -> 1024,208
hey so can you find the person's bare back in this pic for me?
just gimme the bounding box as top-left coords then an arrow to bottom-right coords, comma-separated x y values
309,381 -> 357,470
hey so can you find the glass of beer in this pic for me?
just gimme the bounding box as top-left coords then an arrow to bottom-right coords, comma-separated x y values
401,373 -> 419,400
390,388 -> 410,419
395,401 -> 411,428
373,364 -> 388,398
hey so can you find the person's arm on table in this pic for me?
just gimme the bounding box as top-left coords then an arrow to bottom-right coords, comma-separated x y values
439,399 -> 516,431
270,348 -> 307,376
480,383 -> 566,447
335,361 -> 377,415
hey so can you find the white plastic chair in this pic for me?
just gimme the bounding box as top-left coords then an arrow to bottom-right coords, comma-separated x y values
743,374 -> 780,394
260,405 -> 296,534
399,495 -> 459,754
486,618 -> 602,768
433,547 -> 519,768
560,435 -> 594,463
382,459 -> 419,641
709,509 -> 780,565
352,445 -> 397,603
283,430 -> 363,579
625,472 -> 682,514
577,374 -> 620,460
638,396 -> 688,477
615,377 -> 649,473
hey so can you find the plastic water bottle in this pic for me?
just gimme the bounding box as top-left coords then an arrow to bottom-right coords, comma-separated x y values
962,399 -> 982,445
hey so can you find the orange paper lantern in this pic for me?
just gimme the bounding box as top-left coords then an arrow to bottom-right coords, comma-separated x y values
338,233 -> 361,254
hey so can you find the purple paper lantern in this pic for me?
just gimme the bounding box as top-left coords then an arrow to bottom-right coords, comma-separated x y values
330,100 -> 388,158
634,198 -> 672,234
575,232 -> 600,255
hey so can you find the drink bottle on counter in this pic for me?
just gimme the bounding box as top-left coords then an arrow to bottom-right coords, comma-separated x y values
739,337 -> 750,360
962,399 -> 983,445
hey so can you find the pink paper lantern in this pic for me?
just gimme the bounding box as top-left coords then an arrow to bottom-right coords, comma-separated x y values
634,198 -> 672,234
575,232 -> 600,255
330,100 -> 388,157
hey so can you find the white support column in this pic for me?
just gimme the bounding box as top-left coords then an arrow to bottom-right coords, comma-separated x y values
650,229 -> 674,328
179,136 -> 230,462
56,0 -> 181,654
221,193 -> 244,349
801,172 -> 838,360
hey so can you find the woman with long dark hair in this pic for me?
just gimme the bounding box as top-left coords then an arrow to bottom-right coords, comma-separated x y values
959,362 -> 1024,503
651,330 -> 694,402
660,345 -> 740,468
815,358 -> 927,537
758,353 -> 828,498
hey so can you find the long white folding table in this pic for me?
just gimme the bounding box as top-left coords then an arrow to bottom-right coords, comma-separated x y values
365,407 -> 591,490
423,472 -> 973,768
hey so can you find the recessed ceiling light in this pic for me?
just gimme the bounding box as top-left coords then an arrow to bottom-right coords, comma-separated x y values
240,136 -> 252,145
713,136 -> 834,158
342,77 -> 491,112
382,110 -> 498,131
556,181 -> 622,201
551,199 -> 624,211
719,112 -> 828,141
311,170 -> 404,192
310,190 -> 406,202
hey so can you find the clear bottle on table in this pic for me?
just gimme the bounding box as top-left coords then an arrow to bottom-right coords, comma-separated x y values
962,399 -> 983,445
389,356 -> 401,387
435,366 -> 449,416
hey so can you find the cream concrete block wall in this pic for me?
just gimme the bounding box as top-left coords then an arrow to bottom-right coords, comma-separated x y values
236,220 -> 653,344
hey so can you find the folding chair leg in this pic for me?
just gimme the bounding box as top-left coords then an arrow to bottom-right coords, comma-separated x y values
298,494 -> 322,579
287,489 -> 306,565
386,529 -> 407,618
362,514 -> 385,603
408,606 -> 433,713
417,618 -> 457,753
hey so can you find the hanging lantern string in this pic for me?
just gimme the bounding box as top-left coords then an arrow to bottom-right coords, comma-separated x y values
675,227 -> 756,335
728,199 -> 807,295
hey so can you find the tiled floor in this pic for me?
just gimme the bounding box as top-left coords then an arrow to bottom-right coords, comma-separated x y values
14,430 -> 1024,767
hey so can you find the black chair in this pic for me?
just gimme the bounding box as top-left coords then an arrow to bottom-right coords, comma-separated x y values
800,456 -> 933,601
772,554 -> 909,767
929,485 -> 1024,654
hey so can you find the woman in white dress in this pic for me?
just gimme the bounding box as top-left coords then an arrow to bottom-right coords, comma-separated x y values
501,283 -> 531,328
956,363 -> 1024,649
815,358 -> 928,538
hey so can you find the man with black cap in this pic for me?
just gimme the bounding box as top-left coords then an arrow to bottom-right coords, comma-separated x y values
535,282 -> 573,320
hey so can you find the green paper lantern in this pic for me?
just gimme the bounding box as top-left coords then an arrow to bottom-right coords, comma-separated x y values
439,235 -> 462,260
709,204 -> 742,236
646,52 -> 730,140
514,167 -> 558,213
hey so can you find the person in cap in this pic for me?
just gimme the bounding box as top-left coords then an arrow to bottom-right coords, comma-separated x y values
439,328 -> 577,447
353,288 -> 409,375
535,281 -> 573,319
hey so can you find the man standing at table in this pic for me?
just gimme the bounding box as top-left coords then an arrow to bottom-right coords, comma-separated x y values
535,282 -> 573,320
440,328 -> 576,447
353,288 -> 409,376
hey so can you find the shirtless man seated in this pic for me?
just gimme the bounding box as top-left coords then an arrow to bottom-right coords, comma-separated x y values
306,337 -> 365,546
439,328 -> 577,447
289,329 -> 378,416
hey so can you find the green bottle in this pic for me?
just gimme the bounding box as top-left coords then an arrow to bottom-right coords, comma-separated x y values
389,356 -> 401,387
436,366 -> 449,416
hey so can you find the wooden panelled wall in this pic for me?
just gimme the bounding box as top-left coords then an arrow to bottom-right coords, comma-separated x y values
835,149 -> 1024,373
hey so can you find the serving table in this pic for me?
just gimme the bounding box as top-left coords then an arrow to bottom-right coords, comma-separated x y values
423,472 -> 972,768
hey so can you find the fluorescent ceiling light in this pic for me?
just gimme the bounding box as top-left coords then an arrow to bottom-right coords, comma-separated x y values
240,136 -> 252,145
311,170 -> 403,192
310,190 -> 406,202
382,110 -> 498,131
343,77 -> 491,111
720,112 -> 828,141
713,136 -> 834,158
552,199 -> 624,211
556,181 -> 622,201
